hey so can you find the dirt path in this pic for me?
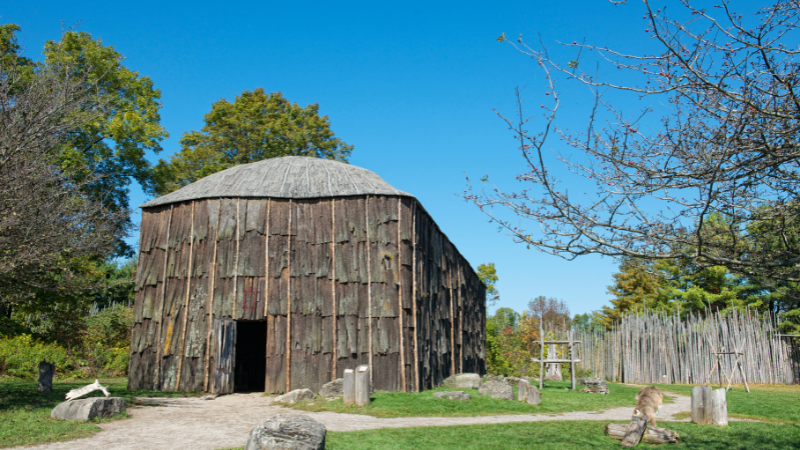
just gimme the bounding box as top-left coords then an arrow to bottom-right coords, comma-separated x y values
15,391 -> 692,450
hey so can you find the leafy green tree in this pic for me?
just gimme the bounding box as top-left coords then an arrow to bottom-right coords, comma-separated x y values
43,30 -> 168,253
476,263 -> 499,306
1,25 -> 168,256
151,89 -> 353,195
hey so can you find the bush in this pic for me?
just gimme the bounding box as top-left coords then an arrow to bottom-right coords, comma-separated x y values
0,334 -> 83,380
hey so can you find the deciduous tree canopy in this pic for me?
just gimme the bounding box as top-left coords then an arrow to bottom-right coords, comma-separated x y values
151,89 -> 353,196
468,0 -> 800,286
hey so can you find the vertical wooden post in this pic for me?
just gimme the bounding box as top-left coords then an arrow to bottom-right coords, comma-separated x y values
738,359 -> 750,393
539,314 -> 545,390
263,199 -> 270,391
263,199 -> 271,317
449,267 -> 455,376
285,199 -> 292,393
570,334 -> 576,390
365,195 -> 373,383
411,202 -> 419,392
232,199 -> 240,319
331,199 -> 337,381
691,385 -> 709,424
711,388 -> 728,426
343,368 -> 355,405
154,205 -> 174,390
355,364 -> 371,406
397,198 -> 406,392
203,201 -> 220,392
175,201 -> 195,390
458,268 -> 463,374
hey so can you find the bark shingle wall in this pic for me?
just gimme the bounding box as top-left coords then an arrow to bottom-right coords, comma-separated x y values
129,195 -> 485,394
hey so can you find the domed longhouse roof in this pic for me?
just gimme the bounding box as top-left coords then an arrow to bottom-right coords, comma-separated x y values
140,156 -> 412,208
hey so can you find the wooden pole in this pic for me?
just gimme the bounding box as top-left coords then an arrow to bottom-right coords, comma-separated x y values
397,198 -> 405,392
331,199 -> 337,381
539,314 -> 545,390
569,333 -> 576,390
232,199 -> 240,319
449,266 -> 455,376
154,205 -> 174,390
411,202 -> 419,393
285,199 -> 292,393
203,201 -> 220,392
263,199 -> 270,391
175,201 -> 195,391
365,195 -> 373,384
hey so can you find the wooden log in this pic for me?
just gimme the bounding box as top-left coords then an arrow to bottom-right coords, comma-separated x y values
711,388 -> 728,426
605,423 -> 680,444
621,413 -> 648,448
691,385 -> 709,424
37,359 -> 55,392
343,369 -> 355,405
355,364 -> 371,406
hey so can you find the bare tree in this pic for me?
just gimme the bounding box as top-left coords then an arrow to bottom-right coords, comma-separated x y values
0,40 -> 129,306
468,1 -> 800,283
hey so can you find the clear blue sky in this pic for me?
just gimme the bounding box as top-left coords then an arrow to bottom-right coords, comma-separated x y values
5,0 -> 761,317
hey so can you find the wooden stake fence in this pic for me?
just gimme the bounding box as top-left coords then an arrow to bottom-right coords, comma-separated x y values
576,308 -> 799,385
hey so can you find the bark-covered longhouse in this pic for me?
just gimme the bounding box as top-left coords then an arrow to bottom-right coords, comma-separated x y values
128,156 -> 486,394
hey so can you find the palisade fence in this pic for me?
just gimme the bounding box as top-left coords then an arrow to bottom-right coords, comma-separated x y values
574,308 -> 800,385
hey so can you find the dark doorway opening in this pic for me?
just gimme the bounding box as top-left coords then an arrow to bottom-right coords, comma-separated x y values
234,320 -> 266,392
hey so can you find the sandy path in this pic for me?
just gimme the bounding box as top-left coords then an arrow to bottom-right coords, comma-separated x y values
14,390 -> 692,450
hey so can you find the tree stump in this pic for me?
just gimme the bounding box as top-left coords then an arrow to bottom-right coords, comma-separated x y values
355,365 -> 370,407
37,359 -> 55,392
342,369 -> 355,406
525,384 -> 541,405
711,388 -> 728,426
605,423 -> 680,444
621,413 -> 647,448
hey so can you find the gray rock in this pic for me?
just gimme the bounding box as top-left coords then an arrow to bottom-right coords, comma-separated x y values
274,388 -> 315,404
245,414 -> 326,450
318,378 -> 375,398
433,391 -> 471,400
577,377 -> 610,394
442,373 -> 481,390
51,397 -> 127,421
478,380 -> 515,400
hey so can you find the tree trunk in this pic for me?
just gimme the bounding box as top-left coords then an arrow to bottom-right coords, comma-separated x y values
37,359 -> 55,392
605,423 -> 680,444
621,413 -> 648,448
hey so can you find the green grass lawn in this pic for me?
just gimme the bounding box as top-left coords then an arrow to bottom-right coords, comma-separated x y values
290,381 -> 653,418
0,378 -> 202,448
654,383 -> 800,424
323,420 -> 800,450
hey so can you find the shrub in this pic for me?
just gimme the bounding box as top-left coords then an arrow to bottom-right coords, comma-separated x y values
0,334 -> 83,380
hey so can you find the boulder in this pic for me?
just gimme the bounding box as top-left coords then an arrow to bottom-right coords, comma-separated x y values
577,377 -> 610,395
478,380 -> 514,400
51,397 -> 127,421
274,388 -> 315,404
245,414 -> 326,450
442,373 -> 481,390
319,378 -> 375,398
433,391 -> 471,400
